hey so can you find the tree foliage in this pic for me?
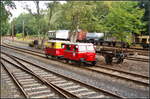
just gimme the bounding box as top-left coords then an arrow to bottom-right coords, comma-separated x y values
138,0 -> 150,35
13,13 -> 36,35
104,2 -> 146,43
3,1 -> 147,43
0,0 -> 15,35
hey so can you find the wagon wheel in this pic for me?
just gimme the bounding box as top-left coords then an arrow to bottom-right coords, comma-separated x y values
105,55 -> 112,64
116,58 -> 124,64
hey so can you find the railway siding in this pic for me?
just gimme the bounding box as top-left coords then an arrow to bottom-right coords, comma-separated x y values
88,66 -> 149,83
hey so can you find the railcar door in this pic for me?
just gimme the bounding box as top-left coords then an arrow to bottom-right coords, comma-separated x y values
51,42 -> 55,56
71,45 -> 79,60
64,44 -> 72,60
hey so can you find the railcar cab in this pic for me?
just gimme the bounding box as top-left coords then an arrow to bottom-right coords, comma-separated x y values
44,40 -> 69,58
64,43 -> 97,66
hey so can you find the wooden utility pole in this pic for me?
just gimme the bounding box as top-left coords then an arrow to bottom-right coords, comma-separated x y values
27,31 -> 28,37
11,22 -> 14,41
22,20 -> 25,40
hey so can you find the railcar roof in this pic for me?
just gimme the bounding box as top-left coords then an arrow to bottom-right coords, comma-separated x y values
48,30 -> 70,33
47,40 -> 70,43
48,30 -> 55,32
46,40 -> 93,45
64,42 -> 93,46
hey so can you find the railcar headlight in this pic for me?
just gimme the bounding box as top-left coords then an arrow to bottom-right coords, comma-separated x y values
73,52 -> 76,56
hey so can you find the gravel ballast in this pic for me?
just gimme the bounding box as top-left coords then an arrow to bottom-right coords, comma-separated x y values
1,46 -> 149,98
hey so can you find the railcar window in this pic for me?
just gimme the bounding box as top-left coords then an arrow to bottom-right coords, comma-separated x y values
61,44 -> 65,48
73,46 -> 77,51
51,43 -> 55,48
66,45 -> 71,50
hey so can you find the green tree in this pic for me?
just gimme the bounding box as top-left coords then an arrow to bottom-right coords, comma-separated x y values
0,0 -> 15,35
80,1 -> 110,32
13,13 -> 36,35
25,0 -> 44,38
62,1 -> 97,42
1,19 -> 10,36
8,1 -> 146,45
139,0 -> 150,35
104,2 -> 146,44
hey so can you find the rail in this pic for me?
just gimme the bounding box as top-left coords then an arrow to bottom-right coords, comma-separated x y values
1,52 -> 124,98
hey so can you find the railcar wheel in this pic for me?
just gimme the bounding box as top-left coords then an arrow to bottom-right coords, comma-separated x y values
45,54 -> 49,58
91,61 -> 96,66
65,59 -> 69,63
105,55 -> 112,64
76,61 -> 81,66
76,60 -> 84,66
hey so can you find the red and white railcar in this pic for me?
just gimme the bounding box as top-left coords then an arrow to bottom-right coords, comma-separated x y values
63,43 -> 97,65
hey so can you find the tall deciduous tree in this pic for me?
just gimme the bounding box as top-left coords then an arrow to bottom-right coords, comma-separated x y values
0,0 -> 15,35
39,1 -> 62,48
104,2 -> 146,44
13,13 -> 36,35
25,0 -> 44,38
63,1 -> 96,42
139,0 -> 150,35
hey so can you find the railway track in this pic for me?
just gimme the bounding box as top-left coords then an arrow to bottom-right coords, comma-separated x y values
126,57 -> 149,62
96,44 -> 149,51
2,42 -> 44,55
96,46 -> 149,56
1,65 -> 24,98
85,66 -> 149,87
1,59 -> 75,98
1,53 -> 123,98
1,42 -> 149,62
1,43 -> 149,88
3,50 -> 149,87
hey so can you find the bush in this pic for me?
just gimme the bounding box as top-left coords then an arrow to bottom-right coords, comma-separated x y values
16,33 -> 23,38
28,41 -> 34,47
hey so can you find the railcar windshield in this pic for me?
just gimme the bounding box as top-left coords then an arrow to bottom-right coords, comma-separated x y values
87,45 -> 95,52
78,45 -> 95,52
78,46 -> 86,51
